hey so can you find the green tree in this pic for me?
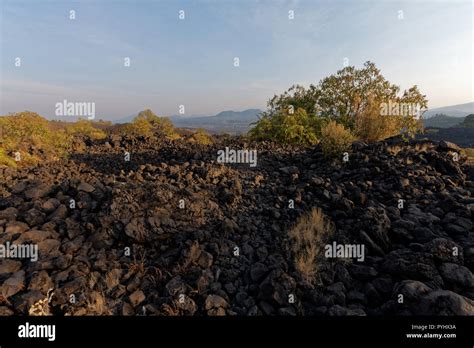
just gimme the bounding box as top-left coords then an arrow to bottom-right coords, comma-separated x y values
250,61 -> 428,144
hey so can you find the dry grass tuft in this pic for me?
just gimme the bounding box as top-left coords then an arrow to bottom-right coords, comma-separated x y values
129,253 -> 146,274
105,269 -> 122,292
354,97 -> 407,143
28,289 -> 54,316
288,207 -> 334,286
86,291 -> 110,315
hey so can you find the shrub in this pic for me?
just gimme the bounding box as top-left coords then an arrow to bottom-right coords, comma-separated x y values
288,207 -> 334,286
125,109 -> 178,139
188,128 -> 213,145
320,121 -> 354,158
354,96 -> 403,143
154,117 -> 176,139
0,111 -> 51,148
0,112 -> 70,166
249,108 -> 319,146
122,117 -> 154,137
0,148 -> 17,168
66,119 -> 107,140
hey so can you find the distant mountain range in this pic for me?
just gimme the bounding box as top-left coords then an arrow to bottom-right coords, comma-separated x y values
422,102 -> 474,128
115,109 -> 262,134
423,102 -> 474,118
423,114 -> 467,128
106,102 -> 474,133
169,109 -> 262,134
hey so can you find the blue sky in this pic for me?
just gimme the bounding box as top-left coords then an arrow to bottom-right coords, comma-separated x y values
0,0 -> 472,120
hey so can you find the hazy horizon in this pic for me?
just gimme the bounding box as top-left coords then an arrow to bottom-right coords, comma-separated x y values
1,0 -> 473,120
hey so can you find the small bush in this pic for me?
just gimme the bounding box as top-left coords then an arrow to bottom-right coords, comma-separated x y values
124,109 -> 178,139
153,117 -> 177,139
354,97 -> 401,143
0,112 -> 70,166
320,120 -> 354,158
249,108 -> 319,146
288,207 -> 334,286
0,111 -> 51,148
0,149 -> 17,168
188,128 -> 213,145
122,117 -> 154,137
66,119 -> 107,140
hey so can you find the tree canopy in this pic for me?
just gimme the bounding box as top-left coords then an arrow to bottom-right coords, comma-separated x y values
250,61 -> 428,145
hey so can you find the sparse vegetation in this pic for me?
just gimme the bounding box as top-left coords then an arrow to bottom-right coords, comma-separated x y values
188,128 -> 213,145
0,111 -> 70,166
129,253 -> 146,274
250,108 -> 320,146
0,148 -> 17,167
65,119 -> 107,140
288,207 -> 334,286
123,109 -> 178,139
28,289 -> 54,316
0,109 -> 183,167
320,121 -> 354,158
85,291 -> 110,315
0,108 -> 471,317
122,115 -> 154,137
105,269 -> 122,292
